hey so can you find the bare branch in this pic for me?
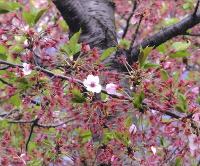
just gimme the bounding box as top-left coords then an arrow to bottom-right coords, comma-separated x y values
0,78 -> 13,87
0,65 -> 10,70
129,14 -> 143,48
36,118 -> 76,128
122,0 -> 137,38
193,0 -> 200,16
184,32 -> 200,36
25,118 -> 39,151
8,119 -> 36,124
128,10 -> 200,63
0,109 -> 19,118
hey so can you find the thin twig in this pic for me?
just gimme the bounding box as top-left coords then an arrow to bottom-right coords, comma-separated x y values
0,109 -> 19,118
129,14 -> 143,49
193,0 -> 200,16
184,32 -> 200,36
0,65 -> 10,70
36,118 -> 76,128
8,119 -> 36,124
122,0 -> 137,38
0,78 -> 13,87
25,118 -> 39,151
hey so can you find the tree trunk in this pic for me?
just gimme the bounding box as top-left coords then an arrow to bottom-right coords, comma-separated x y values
53,0 -> 117,51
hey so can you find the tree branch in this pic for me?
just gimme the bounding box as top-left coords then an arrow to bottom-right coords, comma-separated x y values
128,10 -> 200,63
129,14 -> 143,48
122,0 -> 137,38
0,59 -> 190,120
184,32 -> 200,36
193,0 -> 200,16
25,118 -> 39,151
0,78 -> 13,87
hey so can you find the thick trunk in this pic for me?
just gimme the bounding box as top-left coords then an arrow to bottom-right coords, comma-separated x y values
53,0 -> 117,51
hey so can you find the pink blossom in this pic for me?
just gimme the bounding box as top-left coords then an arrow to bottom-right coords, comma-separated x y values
191,87 -> 199,95
106,83 -> 121,96
192,113 -> 200,127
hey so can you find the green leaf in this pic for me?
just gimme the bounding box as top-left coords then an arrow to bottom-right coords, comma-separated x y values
70,29 -> 81,45
0,45 -> 7,60
102,129 -> 129,145
101,92 -> 108,101
172,41 -> 191,51
34,9 -> 46,24
172,71 -> 180,83
100,47 -> 117,61
17,78 -> 30,90
60,44 -> 81,57
10,45 -> 24,54
143,62 -> 160,69
80,130 -> 92,143
10,93 -> 21,107
0,1 -> 21,14
125,116 -> 132,127
118,39 -> 131,49
139,46 -> 153,68
160,69 -> 169,81
58,19 -> 69,32
163,18 -> 179,26
174,157 -> 183,166
22,11 -> 35,26
28,142 -> 37,152
14,35 -> 27,43
183,2 -> 193,10
22,8 -> 46,26
60,30 -> 81,57
71,88 -> 86,103
156,44 -> 166,54
133,91 -> 145,109
159,137 -> 169,147
0,120 -> 8,128
113,130 -> 129,146
170,50 -> 191,58
175,92 -> 188,113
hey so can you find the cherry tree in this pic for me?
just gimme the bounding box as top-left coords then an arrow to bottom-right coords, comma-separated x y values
0,0 -> 200,165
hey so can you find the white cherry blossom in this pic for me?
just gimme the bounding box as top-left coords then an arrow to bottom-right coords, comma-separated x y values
22,63 -> 32,76
83,75 -> 102,93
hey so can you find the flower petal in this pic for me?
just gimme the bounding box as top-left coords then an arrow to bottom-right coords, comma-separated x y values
94,84 -> 102,93
22,63 -> 32,75
129,124 -> 137,134
151,146 -> 156,155
106,83 -> 117,95
93,76 -> 100,84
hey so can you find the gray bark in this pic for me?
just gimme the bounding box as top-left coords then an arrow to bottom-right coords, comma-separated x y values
128,11 -> 200,63
53,0 -> 117,51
